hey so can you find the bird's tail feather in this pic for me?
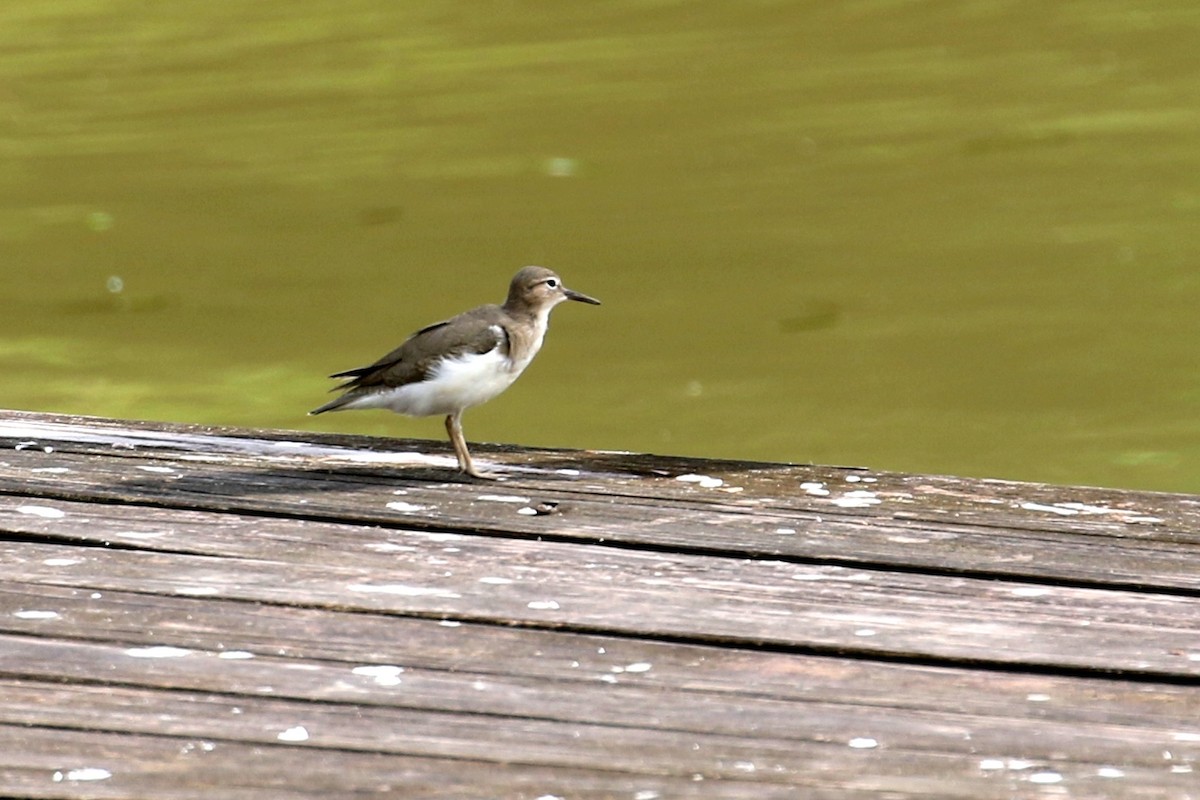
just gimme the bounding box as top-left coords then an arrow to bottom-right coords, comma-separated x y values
308,393 -> 357,416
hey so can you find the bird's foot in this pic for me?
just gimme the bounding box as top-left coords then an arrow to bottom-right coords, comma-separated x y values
460,465 -> 499,481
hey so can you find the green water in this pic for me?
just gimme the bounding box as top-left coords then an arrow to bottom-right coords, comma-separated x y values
3,1 -> 1198,492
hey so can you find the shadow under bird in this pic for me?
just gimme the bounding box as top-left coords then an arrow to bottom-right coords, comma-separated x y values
310,266 -> 601,479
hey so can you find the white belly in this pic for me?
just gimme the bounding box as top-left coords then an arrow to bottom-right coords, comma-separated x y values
341,349 -> 521,417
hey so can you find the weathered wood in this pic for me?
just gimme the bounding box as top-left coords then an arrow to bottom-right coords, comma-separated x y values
3,623 -> 1199,767
1,583 -> 1195,729
3,677 -> 1198,798
1,410 -> 1199,798
3,502 -> 1200,677
2,725 -> 797,800
2,413 -> 1198,596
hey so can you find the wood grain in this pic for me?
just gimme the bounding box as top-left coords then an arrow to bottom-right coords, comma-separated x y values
1,410 -> 1198,798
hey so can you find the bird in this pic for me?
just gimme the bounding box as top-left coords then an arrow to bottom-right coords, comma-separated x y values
310,266 -> 600,479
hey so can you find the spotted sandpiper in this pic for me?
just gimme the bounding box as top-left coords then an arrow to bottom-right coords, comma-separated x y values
310,266 -> 600,479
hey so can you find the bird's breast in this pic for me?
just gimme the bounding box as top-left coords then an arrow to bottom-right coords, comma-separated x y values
504,318 -> 548,375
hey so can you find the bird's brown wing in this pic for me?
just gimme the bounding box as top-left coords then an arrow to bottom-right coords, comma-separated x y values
327,305 -> 509,392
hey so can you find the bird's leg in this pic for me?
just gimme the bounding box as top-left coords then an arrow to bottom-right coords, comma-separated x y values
445,411 -> 493,480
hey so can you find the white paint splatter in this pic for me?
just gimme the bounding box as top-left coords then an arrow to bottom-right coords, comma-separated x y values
13,610 -> 60,620
386,501 -> 427,513
137,465 -> 175,474
1097,767 -> 1125,778
276,726 -> 309,742
1059,502 -> 1112,513
517,506 -> 538,515
125,646 -> 192,659
676,473 -> 724,488
622,662 -> 652,673
775,527 -> 797,534
30,467 -> 70,474
174,586 -> 219,596
217,651 -> 255,660
1055,502 -> 1157,520
527,600 -> 560,610
364,542 -> 415,553
1029,771 -> 1063,784
831,490 -> 882,508
338,450 -> 449,466
1026,693 -> 1051,702
476,494 -> 529,503
43,558 -> 81,566
800,481 -> 830,496
848,737 -> 878,749
438,620 -> 462,627
854,629 -> 877,637
1020,502 -> 1077,516
979,759 -> 1005,771
17,505 -> 66,519
478,576 -> 514,585
352,665 -> 404,686
53,768 -> 112,782
556,468 -> 581,476
1171,732 -> 1200,742
1011,587 -> 1052,597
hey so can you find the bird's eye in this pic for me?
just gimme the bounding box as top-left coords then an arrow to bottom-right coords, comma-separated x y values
545,279 -> 558,288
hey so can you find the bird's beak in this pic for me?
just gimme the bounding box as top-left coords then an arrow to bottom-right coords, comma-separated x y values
564,287 -> 601,305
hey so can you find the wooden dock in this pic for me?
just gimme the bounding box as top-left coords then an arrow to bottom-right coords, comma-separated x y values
1,409 -> 1198,798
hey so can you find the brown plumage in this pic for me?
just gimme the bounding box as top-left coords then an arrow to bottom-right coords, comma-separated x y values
310,266 -> 600,478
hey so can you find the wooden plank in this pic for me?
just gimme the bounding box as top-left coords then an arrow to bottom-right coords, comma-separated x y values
4,445 -> 1200,606
2,583 -> 1197,730
3,413 -> 1199,596
5,410 -> 1198,543
4,584 -> 1199,797
4,593 -> 1198,797
3,486 -> 1197,603
2,629 -> 1199,772
2,678 -> 1196,799
4,464 -> 1200,679
4,410 -> 1200,798
1,725 -> 797,800
4,506 -> 1200,677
